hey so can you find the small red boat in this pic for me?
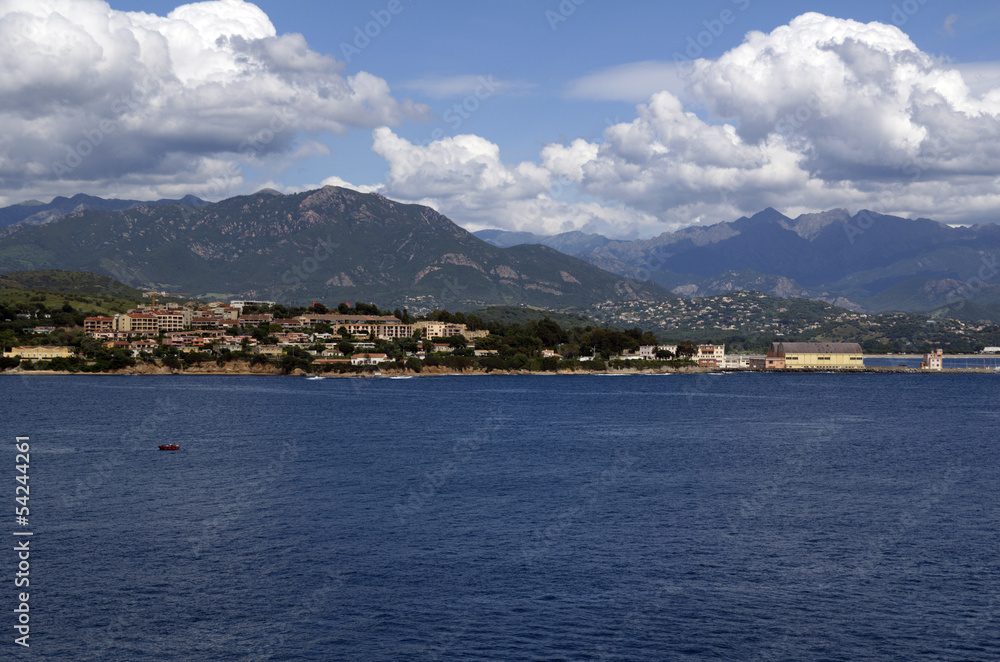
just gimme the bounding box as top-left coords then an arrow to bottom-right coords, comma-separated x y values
158,444 -> 180,451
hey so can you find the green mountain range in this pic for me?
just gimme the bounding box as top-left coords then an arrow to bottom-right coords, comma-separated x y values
0,192 -> 208,228
476,208 -> 1000,317
0,269 -> 144,299
0,187 -> 667,311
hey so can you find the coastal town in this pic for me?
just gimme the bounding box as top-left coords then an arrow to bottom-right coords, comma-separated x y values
586,290 -> 999,354
0,295 -> 965,374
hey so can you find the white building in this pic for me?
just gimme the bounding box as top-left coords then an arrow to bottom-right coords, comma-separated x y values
350,353 -> 390,366
230,300 -> 275,308
921,349 -> 943,371
696,344 -> 726,368
721,354 -> 753,369
639,345 -> 678,359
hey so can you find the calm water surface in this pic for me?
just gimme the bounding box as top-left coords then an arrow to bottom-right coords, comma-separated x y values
3,373 -> 999,661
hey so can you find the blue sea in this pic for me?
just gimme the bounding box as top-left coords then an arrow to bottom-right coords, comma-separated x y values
3,373 -> 999,661
865,356 -> 1000,369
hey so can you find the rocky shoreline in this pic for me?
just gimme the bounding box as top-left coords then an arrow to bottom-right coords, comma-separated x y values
4,362 -> 998,377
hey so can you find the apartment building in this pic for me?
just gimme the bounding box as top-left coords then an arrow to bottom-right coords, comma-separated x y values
84,316 -> 115,335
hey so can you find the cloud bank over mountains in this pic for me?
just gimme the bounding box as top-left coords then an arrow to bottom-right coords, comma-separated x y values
2,4 -> 999,238
369,13 -> 1000,237
0,0 -> 426,202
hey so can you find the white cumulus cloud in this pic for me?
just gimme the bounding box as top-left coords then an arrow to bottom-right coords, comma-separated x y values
415,12 -> 1000,235
0,0 -> 427,204
371,128 -> 659,237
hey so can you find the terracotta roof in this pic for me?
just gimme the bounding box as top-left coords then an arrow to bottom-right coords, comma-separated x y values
773,342 -> 863,354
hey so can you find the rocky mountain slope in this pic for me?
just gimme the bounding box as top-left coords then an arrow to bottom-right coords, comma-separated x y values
478,208 -> 1000,314
0,187 -> 668,310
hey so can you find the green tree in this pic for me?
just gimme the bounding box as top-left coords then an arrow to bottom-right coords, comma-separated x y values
509,353 -> 528,369
0,329 -> 16,351
676,340 -> 697,357
533,318 -> 568,347
640,332 -> 659,346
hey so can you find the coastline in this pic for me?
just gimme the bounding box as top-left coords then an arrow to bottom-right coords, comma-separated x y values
3,364 -> 998,377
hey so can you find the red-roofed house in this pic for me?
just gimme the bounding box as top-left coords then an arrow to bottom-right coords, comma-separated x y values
350,353 -> 389,366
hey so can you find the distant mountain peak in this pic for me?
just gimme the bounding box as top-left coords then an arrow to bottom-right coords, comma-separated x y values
0,193 -> 209,230
473,228 -> 612,254
748,207 -> 791,223
0,187 -> 670,309
790,208 -> 852,240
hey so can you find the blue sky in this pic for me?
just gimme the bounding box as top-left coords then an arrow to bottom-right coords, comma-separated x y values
3,0 -> 999,237
112,0 -> 996,186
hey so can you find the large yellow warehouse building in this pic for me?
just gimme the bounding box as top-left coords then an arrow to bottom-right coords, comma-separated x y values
766,342 -> 864,369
